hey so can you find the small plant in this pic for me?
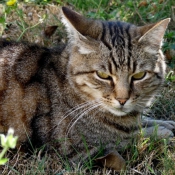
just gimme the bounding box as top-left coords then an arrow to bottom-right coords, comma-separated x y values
0,0 -> 174,174
0,128 -> 18,165
166,71 -> 175,82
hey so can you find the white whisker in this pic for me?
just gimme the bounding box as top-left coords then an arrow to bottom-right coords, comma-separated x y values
57,101 -> 92,126
136,104 -> 145,108
66,101 -> 103,137
65,102 -> 96,133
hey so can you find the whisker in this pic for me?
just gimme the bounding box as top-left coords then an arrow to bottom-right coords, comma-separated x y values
66,101 -> 102,131
146,94 -> 162,97
66,101 -> 103,137
136,104 -> 145,108
137,99 -> 149,101
64,102 -> 96,133
139,100 -> 153,104
57,101 -> 92,126
62,101 -> 91,117
45,101 -> 94,136
62,100 -> 101,133
66,103 -> 102,137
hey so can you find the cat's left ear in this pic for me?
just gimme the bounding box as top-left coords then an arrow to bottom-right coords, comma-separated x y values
61,7 -> 102,54
138,18 -> 170,53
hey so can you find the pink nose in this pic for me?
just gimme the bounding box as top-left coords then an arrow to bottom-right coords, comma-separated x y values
116,98 -> 128,105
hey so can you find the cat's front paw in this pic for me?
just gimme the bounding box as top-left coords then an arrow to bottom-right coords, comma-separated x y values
142,125 -> 174,138
158,120 -> 175,131
141,116 -> 175,138
95,151 -> 126,172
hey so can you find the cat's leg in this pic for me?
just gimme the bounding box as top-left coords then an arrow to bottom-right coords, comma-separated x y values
141,115 -> 175,138
93,142 -> 126,171
95,149 -> 126,171
67,144 -> 126,172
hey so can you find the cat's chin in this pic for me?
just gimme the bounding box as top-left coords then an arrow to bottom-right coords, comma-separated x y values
107,108 -> 131,117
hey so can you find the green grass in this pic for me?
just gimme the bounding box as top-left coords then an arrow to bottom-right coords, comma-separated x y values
0,0 -> 175,174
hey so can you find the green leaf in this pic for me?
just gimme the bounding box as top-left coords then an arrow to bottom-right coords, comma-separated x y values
127,1 -> 133,7
0,17 -> 5,24
0,158 -> 8,165
170,44 -> 175,50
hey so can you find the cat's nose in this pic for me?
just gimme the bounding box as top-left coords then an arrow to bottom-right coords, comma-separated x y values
116,98 -> 128,106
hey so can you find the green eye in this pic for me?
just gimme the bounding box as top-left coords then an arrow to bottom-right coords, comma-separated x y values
132,72 -> 146,80
96,71 -> 110,79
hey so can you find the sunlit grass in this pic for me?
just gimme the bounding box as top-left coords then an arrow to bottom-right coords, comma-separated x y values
0,0 -> 175,174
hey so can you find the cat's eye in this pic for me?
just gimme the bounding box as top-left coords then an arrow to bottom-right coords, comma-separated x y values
132,72 -> 146,80
96,71 -> 110,80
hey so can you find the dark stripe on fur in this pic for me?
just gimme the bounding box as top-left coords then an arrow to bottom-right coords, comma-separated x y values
155,73 -> 162,79
101,23 -> 112,50
108,22 -> 115,47
117,22 -> 125,48
110,52 -> 119,70
108,61 -> 112,74
125,25 -> 132,70
30,114 -> 51,148
72,71 -> 95,76
0,39 -> 16,48
103,116 -> 139,133
133,61 -> 137,73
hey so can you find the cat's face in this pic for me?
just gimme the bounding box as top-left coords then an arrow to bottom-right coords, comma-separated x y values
68,37 -> 166,116
62,7 -> 169,116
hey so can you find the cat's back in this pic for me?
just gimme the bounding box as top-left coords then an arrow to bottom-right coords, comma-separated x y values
0,39 -> 50,84
0,38 -> 65,143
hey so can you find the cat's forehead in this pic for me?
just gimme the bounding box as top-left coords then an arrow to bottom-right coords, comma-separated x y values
98,21 -> 138,71
99,21 -> 137,49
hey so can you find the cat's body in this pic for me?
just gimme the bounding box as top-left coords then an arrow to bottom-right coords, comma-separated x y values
0,7 -> 175,170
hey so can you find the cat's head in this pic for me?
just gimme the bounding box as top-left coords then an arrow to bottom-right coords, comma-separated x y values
62,7 -> 170,116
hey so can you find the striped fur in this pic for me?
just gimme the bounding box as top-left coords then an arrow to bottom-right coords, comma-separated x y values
0,7 -> 173,168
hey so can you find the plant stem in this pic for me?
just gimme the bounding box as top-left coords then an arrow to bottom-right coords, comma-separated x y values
17,21 -> 42,41
0,146 -> 8,160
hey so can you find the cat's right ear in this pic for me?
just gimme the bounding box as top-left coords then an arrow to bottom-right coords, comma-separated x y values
138,18 -> 170,53
61,7 -> 102,54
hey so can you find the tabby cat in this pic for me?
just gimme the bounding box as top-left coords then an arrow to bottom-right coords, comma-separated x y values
0,7 -> 175,170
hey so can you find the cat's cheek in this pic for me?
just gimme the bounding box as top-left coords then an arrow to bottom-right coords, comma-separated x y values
132,80 -> 149,93
80,86 -> 103,99
74,77 -> 103,100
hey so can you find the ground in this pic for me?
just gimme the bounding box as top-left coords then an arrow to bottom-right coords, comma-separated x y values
0,1 -> 175,174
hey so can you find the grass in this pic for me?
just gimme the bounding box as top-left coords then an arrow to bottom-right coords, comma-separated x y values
0,0 -> 175,174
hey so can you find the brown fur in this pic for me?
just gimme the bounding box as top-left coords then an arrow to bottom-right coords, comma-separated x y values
0,7 -> 174,169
